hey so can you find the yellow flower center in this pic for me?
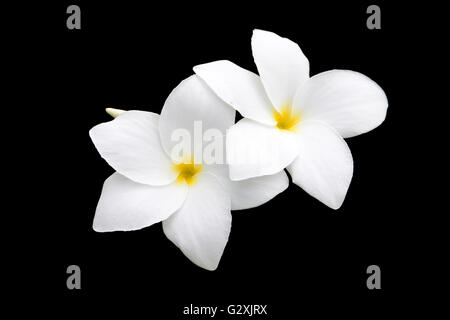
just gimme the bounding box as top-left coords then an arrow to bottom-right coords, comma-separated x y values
273,105 -> 301,132
173,158 -> 202,185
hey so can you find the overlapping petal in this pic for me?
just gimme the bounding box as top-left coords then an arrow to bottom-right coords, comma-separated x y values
194,60 -> 275,126
287,121 -> 353,209
204,165 -> 289,210
226,118 -> 299,180
93,173 -> 187,232
89,111 -> 178,186
228,171 -> 289,210
251,29 -> 309,110
162,173 -> 231,271
292,70 -> 388,138
159,75 -> 235,162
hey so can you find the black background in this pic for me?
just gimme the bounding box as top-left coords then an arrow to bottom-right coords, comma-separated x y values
11,0 -> 439,317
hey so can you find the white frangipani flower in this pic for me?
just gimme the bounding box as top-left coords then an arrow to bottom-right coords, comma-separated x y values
194,29 -> 388,209
89,75 -> 288,270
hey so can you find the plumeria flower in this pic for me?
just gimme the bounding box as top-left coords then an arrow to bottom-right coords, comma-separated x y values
194,29 -> 388,209
89,75 -> 288,270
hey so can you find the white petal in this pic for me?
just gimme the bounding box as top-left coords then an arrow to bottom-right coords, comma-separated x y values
287,121 -> 353,209
293,70 -> 388,138
194,60 -> 276,126
229,171 -> 289,210
89,111 -> 177,186
159,75 -> 235,161
204,165 -> 289,210
93,173 -> 187,232
163,173 -> 231,271
226,118 -> 299,180
251,29 -> 309,110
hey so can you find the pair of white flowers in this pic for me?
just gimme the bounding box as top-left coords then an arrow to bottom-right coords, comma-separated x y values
90,30 -> 388,270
